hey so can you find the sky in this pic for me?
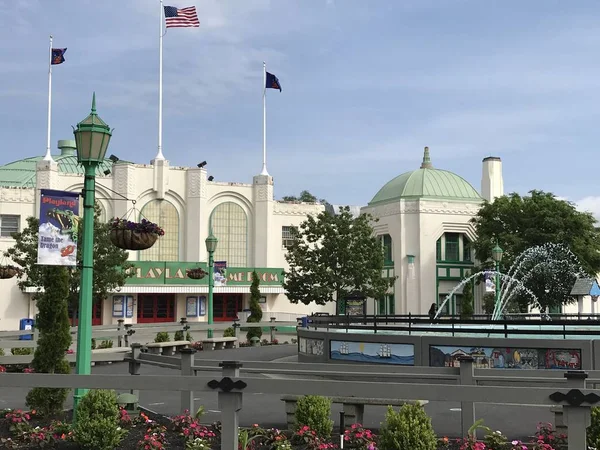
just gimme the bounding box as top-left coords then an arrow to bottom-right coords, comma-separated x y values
2,1 -> 600,216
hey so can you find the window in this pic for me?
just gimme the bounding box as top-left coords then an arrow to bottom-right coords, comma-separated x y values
378,294 -> 395,315
436,238 -> 442,261
463,237 -> 472,262
282,226 -> 298,248
445,233 -> 459,261
0,215 -> 19,237
139,200 -> 179,261
210,202 -> 248,267
380,234 -> 393,263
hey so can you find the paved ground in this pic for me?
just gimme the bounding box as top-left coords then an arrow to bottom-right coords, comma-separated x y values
0,345 -> 551,438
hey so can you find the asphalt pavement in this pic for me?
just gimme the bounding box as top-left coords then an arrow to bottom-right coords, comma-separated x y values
0,345 -> 551,438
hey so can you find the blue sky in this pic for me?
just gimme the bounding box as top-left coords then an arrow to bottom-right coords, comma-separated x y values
3,1 -> 600,215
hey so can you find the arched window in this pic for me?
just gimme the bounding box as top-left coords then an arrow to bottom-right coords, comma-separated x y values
139,200 -> 179,261
209,202 -> 247,267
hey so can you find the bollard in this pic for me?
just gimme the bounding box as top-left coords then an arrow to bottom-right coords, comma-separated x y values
128,343 -> 142,401
217,361 -> 244,450
458,356 -> 476,438
339,411 -> 346,449
270,317 -> 276,342
117,319 -> 124,347
180,348 -> 196,413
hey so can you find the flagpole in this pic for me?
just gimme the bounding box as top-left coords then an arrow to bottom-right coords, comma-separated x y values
44,35 -> 54,162
261,61 -> 269,175
155,0 -> 165,160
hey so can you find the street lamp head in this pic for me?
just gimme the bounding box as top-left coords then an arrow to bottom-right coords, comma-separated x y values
205,232 -> 218,253
491,243 -> 504,263
72,92 -> 113,165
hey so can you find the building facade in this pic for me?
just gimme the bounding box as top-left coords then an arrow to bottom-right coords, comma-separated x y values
361,147 -> 505,316
0,140 -> 333,330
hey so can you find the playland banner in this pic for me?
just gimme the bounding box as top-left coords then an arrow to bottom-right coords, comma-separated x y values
37,189 -> 80,266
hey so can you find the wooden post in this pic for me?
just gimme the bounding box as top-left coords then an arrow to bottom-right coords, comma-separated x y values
458,356 -> 476,438
218,361 -> 243,450
562,371 -> 592,450
180,348 -> 196,414
117,319 -> 124,347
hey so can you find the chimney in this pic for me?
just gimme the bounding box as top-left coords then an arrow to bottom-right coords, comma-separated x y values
481,156 -> 503,202
57,139 -> 77,157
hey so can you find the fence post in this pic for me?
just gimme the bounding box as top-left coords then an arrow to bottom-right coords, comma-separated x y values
560,371 -> 592,450
117,319 -> 124,347
128,343 -> 142,400
270,317 -> 276,343
458,356 -> 476,438
180,348 -> 196,414
232,319 -> 240,347
216,361 -> 244,450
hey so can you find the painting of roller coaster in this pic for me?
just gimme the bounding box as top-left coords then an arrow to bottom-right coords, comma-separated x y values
330,340 -> 414,365
429,345 -> 581,370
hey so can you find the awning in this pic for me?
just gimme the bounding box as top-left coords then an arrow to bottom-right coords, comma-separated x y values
25,286 -> 286,294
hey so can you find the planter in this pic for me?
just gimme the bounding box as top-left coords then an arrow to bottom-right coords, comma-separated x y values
0,266 -> 19,279
186,268 -> 207,280
109,229 -> 158,251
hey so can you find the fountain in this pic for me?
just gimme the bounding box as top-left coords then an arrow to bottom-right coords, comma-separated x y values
435,243 -> 587,321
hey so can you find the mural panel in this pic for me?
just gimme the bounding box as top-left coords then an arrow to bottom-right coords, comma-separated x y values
429,345 -> 581,370
330,340 -> 414,365
299,337 -> 324,356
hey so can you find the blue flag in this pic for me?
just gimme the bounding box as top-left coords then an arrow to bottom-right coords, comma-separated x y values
265,72 -> 282,92
51,48 -> 67,65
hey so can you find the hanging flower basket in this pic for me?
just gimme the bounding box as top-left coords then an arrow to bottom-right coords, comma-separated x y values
108,218 -> 165,251
186,267 -> 207,280
0,265 -> 20,279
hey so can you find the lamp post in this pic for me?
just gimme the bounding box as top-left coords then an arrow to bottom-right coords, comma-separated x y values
205,232 -> 218,339
71,93 -> 112,420
491,242 -> 504,317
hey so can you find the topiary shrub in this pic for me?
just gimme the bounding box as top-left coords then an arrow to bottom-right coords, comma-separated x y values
294,395 -> 333,438
223,327 -> 235,338
174,330 -> 184,341
73,389 -> 125,450
154,331 -> 170,343
588,407 -> 600,448
26,359 -> 71,417
186,331 -> 193,342
246,271 -> 263,342
379,404 -> 437,450
11,347 -> 34,356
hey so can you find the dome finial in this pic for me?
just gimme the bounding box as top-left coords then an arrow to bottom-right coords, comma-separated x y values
420,146 -> 433,169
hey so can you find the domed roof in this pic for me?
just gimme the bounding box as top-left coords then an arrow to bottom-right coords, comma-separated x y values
0,140 -> 114,188
368,147 -> 482,205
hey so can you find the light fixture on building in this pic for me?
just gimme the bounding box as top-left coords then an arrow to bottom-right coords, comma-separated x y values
407,254 -> 416,280
103,169 -> 111,176
197,161 -> 207,168
208,176 -> 214,181
109,154 -> 119,163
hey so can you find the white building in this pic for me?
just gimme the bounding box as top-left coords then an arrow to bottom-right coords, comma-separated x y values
0,139 -> 333,330
361,147 -> 504,316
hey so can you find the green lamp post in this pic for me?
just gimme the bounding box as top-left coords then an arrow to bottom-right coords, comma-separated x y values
205,232 -> 218,339
491,242 -> 504,318
71,93 -> 112,420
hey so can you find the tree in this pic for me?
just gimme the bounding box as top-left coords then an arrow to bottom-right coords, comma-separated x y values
246,271 -> 263,342
5,204 -> 133,308
460,278 -> 474,319
471,190 -> 600,311
281,190 -> 330,207
283,206 -> 392,312
25,265 -> 71,416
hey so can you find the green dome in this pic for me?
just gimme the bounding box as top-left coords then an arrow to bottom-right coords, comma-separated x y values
0,140 -> 114,188
368,147 -> 482,205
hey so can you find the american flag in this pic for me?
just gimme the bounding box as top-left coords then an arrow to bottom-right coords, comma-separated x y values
164,5 -> 200,28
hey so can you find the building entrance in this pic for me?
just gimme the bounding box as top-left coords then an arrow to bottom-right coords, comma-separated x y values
69,301 -> 102,326
137,294 -> 176,323
213,294 -> 243,321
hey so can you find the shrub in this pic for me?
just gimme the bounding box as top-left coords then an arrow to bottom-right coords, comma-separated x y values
294,395 -> 333,438
11,348 -> 33,356
343,423 -> 377,448
379,404 -> 436,450
155,331 -> 170,343
26,359 -> 71,417
186,331 -> 193,341
590,408 -> 600,449
0,348 -> 3,356
91,338 -> 96,350
246,271 -> 263,341
223,327 -> 235,338
175,330 -> 184,341
98,340 -> 113,349
73,389 -> 125,450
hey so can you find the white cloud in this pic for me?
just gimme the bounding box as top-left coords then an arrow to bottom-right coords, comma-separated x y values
574,197 -> 600,221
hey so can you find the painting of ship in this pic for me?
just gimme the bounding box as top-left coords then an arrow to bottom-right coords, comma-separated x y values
330,340 -> 414,365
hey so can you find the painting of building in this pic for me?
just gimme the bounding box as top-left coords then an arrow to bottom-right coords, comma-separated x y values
429,345 -> 581,370
330,340 -> 414,365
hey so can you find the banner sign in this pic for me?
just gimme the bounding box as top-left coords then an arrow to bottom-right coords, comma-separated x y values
214,260 -> 227,287
37,189 -> 80,266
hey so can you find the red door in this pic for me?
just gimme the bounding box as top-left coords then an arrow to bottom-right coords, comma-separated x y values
69,301 -> 102,326
137,294 -> 175,323
213,294 -> 242,321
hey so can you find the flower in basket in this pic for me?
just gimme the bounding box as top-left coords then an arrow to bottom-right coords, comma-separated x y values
186,267 -> 207,279
109,218 -> 165,236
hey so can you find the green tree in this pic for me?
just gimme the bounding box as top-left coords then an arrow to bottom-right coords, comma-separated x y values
246,271 -> 263,341
283,206 -> 392,312
5,204 -> 133,309
281,190 -> 330,207
460,278 -> 474,319
25,265 -> 72,416
471,190 -> 600,311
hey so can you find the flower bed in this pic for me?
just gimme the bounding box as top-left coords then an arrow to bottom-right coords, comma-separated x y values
109,218 -> 165,251
0,407 -> 565,450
